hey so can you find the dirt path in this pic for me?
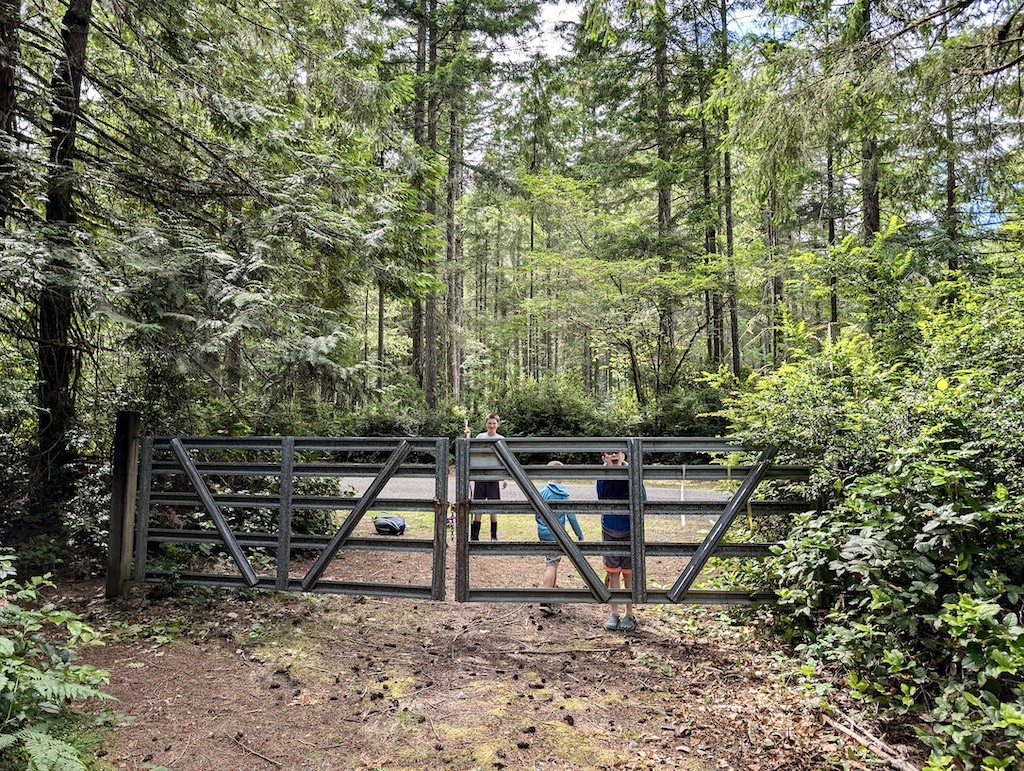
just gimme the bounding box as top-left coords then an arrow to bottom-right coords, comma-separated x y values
60,579 -> 925,771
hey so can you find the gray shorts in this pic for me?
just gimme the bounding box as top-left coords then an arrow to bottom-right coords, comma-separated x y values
602,526 -> 632,573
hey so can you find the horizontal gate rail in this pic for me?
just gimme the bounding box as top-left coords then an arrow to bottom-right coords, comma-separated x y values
455,436 -> 814,606
300,440 -> 413,591
466,464 -> 809,482
667,446 -> 779,602
110,413 -> 816,606
169,438 -> 260,588
127,431 -> 449,600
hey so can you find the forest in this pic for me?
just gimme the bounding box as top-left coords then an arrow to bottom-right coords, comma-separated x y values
1,0 -> 1023,768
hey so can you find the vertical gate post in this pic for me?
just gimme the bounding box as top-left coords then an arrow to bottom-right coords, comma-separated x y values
106,411 -> 141,599
454,438 -> 470,601
132,436 -> 154,583
628,437 -> 647,604
275,438 -> 295,590
431,437 -> 448,601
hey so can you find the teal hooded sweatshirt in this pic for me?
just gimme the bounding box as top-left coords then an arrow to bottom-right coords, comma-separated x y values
537,482 -> 584,541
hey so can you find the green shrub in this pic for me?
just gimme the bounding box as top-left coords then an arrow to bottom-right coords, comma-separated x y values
0,549 -> 112,771
722,265 -> 1024,768
491,378 -> 606,438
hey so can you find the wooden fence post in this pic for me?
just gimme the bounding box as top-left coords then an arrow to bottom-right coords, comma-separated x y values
106,410 -> 141,599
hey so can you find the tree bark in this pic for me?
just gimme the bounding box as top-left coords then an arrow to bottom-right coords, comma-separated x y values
30,0 -> 93,540
721,0 -> 740,377
0,0 -> 19,227
410,0 -> 427,388
696,24 -> 717,366
445,95 -> 463,398
827,150 -> 838,326
377,281 -> 385,391
654,0 -> 674,378
859,0 -> 880,243
944,104 -> 958,271
862,135 -> 880,241
423,0 -> 439,409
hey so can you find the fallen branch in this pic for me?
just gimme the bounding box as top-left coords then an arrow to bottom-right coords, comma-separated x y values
231,735 -> 283,767
504,647 -> 619,655
822,714 -> 919,771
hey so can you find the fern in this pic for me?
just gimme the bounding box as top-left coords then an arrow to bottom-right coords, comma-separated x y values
0,549 -> 112,771
24,670 -> 111,706
18,727 -> 90,771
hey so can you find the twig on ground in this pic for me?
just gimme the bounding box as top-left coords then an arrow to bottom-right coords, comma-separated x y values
168,738 -> 192,768
297,738 -> 347,751
822,714 -> 919,771
230,734 -> 283,767
400,683 -> 438,699
504,647 -> 619,655
425,714 -> 443,742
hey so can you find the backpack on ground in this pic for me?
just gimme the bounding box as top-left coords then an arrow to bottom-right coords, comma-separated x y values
373,515 -> 406,536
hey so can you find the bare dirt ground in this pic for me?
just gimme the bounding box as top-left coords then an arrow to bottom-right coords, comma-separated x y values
59,552 -> 928,771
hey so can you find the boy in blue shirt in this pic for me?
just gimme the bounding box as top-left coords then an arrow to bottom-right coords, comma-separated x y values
597,450 -> 644,632
537,461 -> 584,616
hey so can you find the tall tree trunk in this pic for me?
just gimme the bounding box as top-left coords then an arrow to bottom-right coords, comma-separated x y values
445,96 -> 463,398
712,291 -> 724,364
654,0 -> 674,390
409,0 -> 427,388
944,104 -> 958,271
766,217 -> 783,366
0,0 -> 19,227
696,25 -> 717,366
721,0 -> 740,377
624,341 -> 646,408
29,0 -> 93,541
377,281 -> 385,391
862,135 -> 880,240
713,184 -> 725,364
724,169 -> 740,377
858,0 -> 880,243
827,150 -> 838,328
528,174 -> 535,381
224,334 -> 241,397
582,332 -> 592,394
423,0 -> 439,408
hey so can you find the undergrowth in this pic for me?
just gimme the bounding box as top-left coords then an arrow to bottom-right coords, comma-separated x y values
720,266 -> 1024,769
0,549 -> 112,770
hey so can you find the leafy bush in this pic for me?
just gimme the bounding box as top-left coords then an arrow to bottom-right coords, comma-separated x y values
490,378 -> 607,438
721,265 -> 1024,768
0,550 -> 112,770
635,384 -> 726,437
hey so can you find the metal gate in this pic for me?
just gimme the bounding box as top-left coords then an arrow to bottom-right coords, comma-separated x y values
106,413 -> 449,600
106,413 -> 815,604
454,436 -> 812,606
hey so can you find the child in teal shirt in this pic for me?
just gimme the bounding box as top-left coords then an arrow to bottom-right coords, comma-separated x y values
537,461 -> 584,615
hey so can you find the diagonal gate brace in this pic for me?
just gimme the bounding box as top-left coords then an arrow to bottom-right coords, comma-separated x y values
490,440 -> 611,603
666,446 -> 778,603
300,439 -> 412,592
170,438 -> 260,588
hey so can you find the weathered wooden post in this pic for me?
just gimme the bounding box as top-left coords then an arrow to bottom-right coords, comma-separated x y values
106,410 -> 141,599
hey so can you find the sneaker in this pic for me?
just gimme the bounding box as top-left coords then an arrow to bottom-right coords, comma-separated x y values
539,603 -> 558,616
617,616 -> 637,632
604,614 -> 620,631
